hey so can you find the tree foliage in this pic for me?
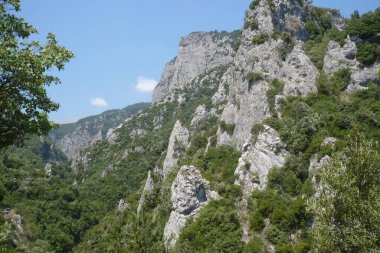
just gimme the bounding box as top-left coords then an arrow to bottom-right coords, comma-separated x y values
311,132 -> 380,252
0,0 -> 74,148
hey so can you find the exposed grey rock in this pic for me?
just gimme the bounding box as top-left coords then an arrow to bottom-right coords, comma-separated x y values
106,124 -> 123,144
152,32 -> 237,103
55,127 -> 102,159
322,137 -> 337,147
134,146 -> 145,153
324,38 -> 358,75
281,44 -> 318,96
130,128 -> 148,139
323,36 -> 380,92
309,154 -> 331,190
348,62 -> 380,92
70,153 -> 92,174
3,209 -> 24,245
245,0 -> 312,41
161,121 -> 190,178
235,125 -> 287,197
137,171 -> 155,214
164,165 -> 219,248
117,199 -> 128,213
212,76 -> 229,105
101,164 -> 115,178
217,14 -> 317,149
275,95 -> 286,118
153,116 -> 164,130
190,105 -> 216,127
44,163 -> 52,176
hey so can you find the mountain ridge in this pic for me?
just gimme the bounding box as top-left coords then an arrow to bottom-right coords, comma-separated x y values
1,0 -> 379,252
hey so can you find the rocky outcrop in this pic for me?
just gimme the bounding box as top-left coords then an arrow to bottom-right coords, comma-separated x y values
161,121 -> 190,178
163,165 -> 219,248
137,171 -> 155,214
323,36 -> 380,92
55,128 -> 102,159
106,123 -> 123,144
152,31 -> 238,103
218,29 -> 317,149
101,164 -> 115,178
246,0 -> 310,41
117,199 -> 128,213
50,103 -> 150,158
70,153 -> 92,174
3,209 -> 24,245
235,125 -> 287,197
190,105 -> 216,127
44,163 -> 52,176
281,44 -> 318,96
323,38 -> 358,75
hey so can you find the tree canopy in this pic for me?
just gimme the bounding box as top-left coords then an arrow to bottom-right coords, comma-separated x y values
0,0 -> 74,148
311,131 -> 380,252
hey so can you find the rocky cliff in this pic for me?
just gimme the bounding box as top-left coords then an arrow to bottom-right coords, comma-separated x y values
3,0 -> 379,252
49,102 -> 150,158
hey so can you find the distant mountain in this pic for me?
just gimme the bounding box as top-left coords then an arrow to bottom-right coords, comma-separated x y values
49,102 -> 150,158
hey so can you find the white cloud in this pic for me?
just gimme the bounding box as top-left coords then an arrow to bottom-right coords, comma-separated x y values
135,76 -> 158,93
90,97 -> 108,107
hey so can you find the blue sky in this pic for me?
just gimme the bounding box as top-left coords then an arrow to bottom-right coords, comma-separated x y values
21,0 -> 379,123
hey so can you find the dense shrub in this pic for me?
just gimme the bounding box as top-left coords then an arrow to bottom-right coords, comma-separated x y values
175,200 -> 244,253
267,168 -> 302,196
346,7 -> 380,39
356,41 -> 379,66
246,72 -> 264,82
304,28 -> 346,69
244,19 -> 259,30
219,121 -> 236,135
305,7 -> 333,39
250,211 -> 265,232
247,72 -> 264,90
252,34 -> 269,44
249,0 -> 261,10
244,236 -> 266,253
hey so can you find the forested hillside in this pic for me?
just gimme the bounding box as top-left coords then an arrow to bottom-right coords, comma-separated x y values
1,0 -> 379,252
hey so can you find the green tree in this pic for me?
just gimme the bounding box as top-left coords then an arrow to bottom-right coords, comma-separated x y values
0,0 -> 74,148
311,131 -> 380,252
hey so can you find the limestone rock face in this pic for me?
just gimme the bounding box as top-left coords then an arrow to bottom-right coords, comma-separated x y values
55,128 -> 102,159
106,123 -> 123,144
152,31 -> 238,103
323,39 -> 358,75
323,36 -> 380,92
71,153 -> 92,174
44,163 -> 52,176
163,165 -> 219,248
3,209 -> 24,245
281,44 -> 318,96
101,164 -> 115,178
245,0 -> 310,41
117,199 -> 128,213
234,125 -> 287,197
218,30 -> 317,149
137,171 -> 155,214
190,105 -> 216,128
161,121 -> 190,178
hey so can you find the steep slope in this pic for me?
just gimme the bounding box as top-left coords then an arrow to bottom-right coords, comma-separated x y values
72,1 -> 379,252
1,1 -> 379,252
49,102 -> 150,158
